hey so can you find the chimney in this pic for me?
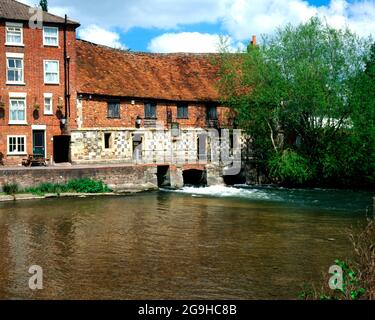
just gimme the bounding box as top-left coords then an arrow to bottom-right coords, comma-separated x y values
251,35 -> 257,46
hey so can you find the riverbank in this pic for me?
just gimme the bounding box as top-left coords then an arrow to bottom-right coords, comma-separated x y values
0,164 -> 159,193
0,182 -> 159,203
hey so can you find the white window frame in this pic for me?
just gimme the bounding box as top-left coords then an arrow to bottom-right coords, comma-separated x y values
5,22 -> 24,46
9,92 -> 27,125
44,93 -> 53,115
43,26 -> 59,47
7,135 -> 27,156
6,53 -> 25,85
44,60 -> 60,84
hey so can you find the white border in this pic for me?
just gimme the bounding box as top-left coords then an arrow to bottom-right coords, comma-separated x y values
43,60 -> 60,84
43,93 -> 53,115
7,135 -> 27,156
43,26 -> 59,47
9,94 -> 27,125
5,22 -> 24,47
31,128 -> 47,158
6,53 -> 25,85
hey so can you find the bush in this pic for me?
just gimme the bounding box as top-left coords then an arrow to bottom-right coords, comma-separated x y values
25,179 -> 110,195
3,183 -> 19,195
349,219 -> 375,299
300,259 -> 366,300
269,150 -> 313,185
301,219 -> 375,300
66,178 -> 109,193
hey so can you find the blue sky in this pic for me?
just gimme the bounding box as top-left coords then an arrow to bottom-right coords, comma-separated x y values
22,0 -> 375,52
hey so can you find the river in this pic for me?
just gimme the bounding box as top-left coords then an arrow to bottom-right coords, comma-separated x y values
0,186 -> 373,300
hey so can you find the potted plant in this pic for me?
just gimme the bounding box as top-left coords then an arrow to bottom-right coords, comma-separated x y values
0,99 -> 5,119
33,99 -> 40,120
56,97 -> 64,119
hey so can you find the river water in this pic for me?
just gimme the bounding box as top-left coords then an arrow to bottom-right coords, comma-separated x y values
0,186 -> 373,300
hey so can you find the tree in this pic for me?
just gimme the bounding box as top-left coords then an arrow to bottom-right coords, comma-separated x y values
218,18 -> 374,187
40,0 -> 48,12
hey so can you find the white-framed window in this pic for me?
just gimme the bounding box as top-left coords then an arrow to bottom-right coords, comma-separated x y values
7,135 -> 26,155
44,93 -> 53,115
9,93 -> 27,125
6,53 -> 24,85
43,26 -> 59,46
5,22 -> 24,46
44,60 -> 59,84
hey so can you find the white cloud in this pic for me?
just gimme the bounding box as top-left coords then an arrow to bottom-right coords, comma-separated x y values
21,0 -> 229,31
223,0 -> 375,40
18,0 -> 375,50
148,32 -> 244,53
78,25 -> 126,49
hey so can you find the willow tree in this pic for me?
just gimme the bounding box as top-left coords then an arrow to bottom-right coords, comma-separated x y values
218,18 -> 374,186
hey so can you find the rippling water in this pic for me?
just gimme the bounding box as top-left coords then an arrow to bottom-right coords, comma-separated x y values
0,187 -> 373,300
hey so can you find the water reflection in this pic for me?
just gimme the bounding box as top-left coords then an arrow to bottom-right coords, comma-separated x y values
0,189 -> 372,300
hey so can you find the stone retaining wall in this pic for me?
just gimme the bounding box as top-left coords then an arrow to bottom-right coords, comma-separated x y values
0,165 -> 158,192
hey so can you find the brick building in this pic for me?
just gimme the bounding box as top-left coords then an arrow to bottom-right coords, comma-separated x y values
0,0 -> 236,172
0,0 -> 79,165
71,40 -> 235,166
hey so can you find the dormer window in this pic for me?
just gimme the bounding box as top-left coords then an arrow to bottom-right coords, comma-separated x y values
6,22 -> 23,46
43,26 -> 59,46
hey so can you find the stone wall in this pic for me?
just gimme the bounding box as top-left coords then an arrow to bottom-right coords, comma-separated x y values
0,165 -> 158,192
70,128 -> 223,165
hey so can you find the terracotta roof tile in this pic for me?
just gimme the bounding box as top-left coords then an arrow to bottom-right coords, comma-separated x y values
0,0 -> 79,25
76,40 -> 221,102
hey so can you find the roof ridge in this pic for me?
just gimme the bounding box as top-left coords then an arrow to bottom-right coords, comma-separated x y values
76,39 -> 219,56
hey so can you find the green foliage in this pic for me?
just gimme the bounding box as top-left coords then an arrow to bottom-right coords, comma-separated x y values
39,0 -> 48,12
3,183 -> 19,195
217,17 -> 375,188
300,259 -> 366,300
269,150 -> 313,185
25,179 -> 110,195
66,178 -> 110,194
329,259 -> 366,300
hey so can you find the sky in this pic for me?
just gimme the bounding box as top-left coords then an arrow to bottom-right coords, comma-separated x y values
20,0 -> 375,52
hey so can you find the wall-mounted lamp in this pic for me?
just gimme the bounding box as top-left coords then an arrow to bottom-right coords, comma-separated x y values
60,117 -> 67,130
135,116 -> 142,129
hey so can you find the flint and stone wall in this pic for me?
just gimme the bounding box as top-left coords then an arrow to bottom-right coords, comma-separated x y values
70,128 -> 225,165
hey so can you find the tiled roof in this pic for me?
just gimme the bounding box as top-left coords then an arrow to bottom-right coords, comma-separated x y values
0,0 -> 79,26
76,40 -> 221,102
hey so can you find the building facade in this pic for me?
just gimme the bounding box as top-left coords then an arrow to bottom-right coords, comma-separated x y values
71,40 -> 235,168
0,0 -> 79,165
0,0 -> 237,181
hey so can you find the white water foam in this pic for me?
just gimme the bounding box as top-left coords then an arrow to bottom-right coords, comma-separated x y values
167,185 -> 283,201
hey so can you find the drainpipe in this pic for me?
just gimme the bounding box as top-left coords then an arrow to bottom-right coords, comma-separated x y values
63,14 -> 70,135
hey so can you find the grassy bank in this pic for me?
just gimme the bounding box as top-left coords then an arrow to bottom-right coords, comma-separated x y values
2,178 -> 111,196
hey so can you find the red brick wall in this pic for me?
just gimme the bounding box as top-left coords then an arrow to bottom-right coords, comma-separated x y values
0,165 -> 157,190
0,22 -> 77,166
79,97 -> 234,129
